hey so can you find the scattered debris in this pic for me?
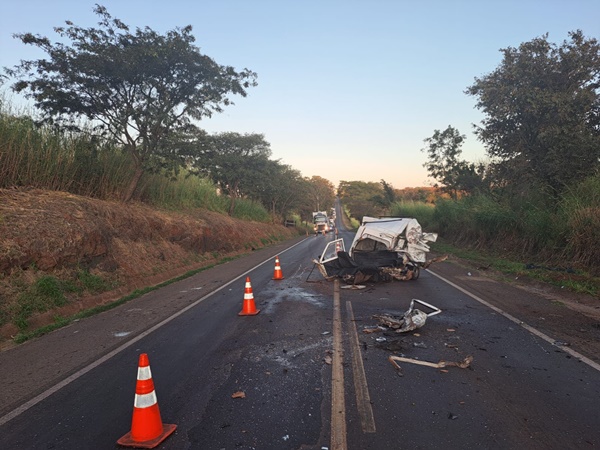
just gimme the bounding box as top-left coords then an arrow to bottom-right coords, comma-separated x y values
413,342 -> 428,349
113,331 -> 131,337
362,326 -> 382,334
388,355 -> 473,371
448,412 -> 458,420
373,299 -> 442,333
323,355 -> 332,365
231,391 -> 246,399
375,339 -> 405,352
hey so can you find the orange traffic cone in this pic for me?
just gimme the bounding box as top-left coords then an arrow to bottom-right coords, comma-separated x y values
272,256 -> 284,280
117,353 -> 177,448
239,276 -> 260,316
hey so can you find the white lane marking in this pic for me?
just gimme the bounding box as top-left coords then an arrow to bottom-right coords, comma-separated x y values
0,239 -> 309,426
427,269 -> 600,373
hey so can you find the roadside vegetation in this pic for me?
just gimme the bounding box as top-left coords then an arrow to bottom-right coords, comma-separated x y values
1,8 -> 598,344
0,6 -> 336,225
339,31 -> 600,296
0,6 -> 339,343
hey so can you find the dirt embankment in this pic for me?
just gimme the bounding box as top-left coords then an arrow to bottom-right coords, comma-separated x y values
0,188 -> 297,340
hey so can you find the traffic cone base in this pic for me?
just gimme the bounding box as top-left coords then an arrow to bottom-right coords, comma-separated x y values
117,353 -> 177,448
117,423 -> 177,449
239,276 -> 260,316
272,256 -> 284,280
239,306 -> 260,316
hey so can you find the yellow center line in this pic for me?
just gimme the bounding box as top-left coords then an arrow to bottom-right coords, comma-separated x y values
346,300 -> 376,433
331,278 -> 347,450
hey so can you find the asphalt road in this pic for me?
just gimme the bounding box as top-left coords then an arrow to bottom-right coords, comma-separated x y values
1,212 -> 599,449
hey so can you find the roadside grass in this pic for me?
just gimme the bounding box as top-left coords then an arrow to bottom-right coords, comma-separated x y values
390,201 -> 435,228
6,269 -> 116,332
10,245 -> 291,344
431,240 -> 600,298
12,261 -> 217,344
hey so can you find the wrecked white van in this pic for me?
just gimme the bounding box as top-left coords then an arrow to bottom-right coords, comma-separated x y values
314,217 -> 443,283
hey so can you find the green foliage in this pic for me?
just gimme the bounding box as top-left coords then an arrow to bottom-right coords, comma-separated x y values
422,126 -> 488,198
395,186 -> 438,203
466,30 -> 600,196
338,180 -> 384,221
7,5 -> 257,202
0,104 -> 278,223
559,174 -> 600,267
305,176 -> 336,214
0,110 -> 131,197
14,276 -> 67,330
252,161 -> 306,222
140,169 -> 226,212
76,270 -> 111,293
190,131 -> 272,215
230,198 -> 270,222
390,201 -> 435,229
430,173 -> 600,273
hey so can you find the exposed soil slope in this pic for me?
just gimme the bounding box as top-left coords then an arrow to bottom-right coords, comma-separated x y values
0,188 -> 296,341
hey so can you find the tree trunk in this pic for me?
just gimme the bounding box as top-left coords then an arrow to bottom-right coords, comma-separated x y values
228,181 -> 239,215
228,195 -> 236,216
122,165 -> 144,203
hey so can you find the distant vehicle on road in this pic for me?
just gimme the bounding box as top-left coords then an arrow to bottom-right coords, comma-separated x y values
312,211 -> 330,235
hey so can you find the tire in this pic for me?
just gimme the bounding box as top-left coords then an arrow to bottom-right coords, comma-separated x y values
411,266 -> 420,280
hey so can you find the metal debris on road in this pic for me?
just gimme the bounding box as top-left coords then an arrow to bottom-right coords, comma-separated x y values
388,355 -> 474,372
372,298 -> 442,333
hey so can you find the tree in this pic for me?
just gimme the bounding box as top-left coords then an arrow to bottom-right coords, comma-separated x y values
6,5 -> 257,202
422,126 -> 486,199
193,132 -> 271,215
337,180 -> 383,220
371,179 -> 396,212
253,161 -> 304,221
466,30 -> 600,196
306,176 -> 335,213
395,186 -> 438,203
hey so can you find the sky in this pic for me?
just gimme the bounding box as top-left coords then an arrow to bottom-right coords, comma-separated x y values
1,0 -> 599,189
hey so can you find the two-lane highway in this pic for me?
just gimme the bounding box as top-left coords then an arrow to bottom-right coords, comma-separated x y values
1,213 -> 599,449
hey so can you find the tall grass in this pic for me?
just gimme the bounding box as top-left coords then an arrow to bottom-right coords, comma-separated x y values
560,175 -> 600,267
390,201 -> 435,228
429,173 -> 600,272
231,198 -> 271,222
140,170 -> 227,212
0,112 -> 134,199
0,103 -> 271,222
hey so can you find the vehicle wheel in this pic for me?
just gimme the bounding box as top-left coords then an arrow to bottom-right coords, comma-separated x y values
411,266 -> 420,280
